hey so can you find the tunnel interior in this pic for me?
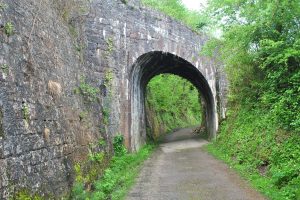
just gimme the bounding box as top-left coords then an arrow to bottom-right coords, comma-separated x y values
129,51 -> 217,151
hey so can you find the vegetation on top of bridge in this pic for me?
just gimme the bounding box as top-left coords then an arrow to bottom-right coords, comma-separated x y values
141,0 -> 208,31
202,0 -> 300,199
145,74 -> 202,138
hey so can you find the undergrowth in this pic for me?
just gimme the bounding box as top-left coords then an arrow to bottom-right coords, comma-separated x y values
205,106 -> 300,200
71,135 -> 155,200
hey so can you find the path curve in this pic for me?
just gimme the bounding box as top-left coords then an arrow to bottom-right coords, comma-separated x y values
126,128 -> 266,200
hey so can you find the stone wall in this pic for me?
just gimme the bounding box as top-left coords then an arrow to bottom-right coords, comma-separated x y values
0,0 -> 103,198
0,0 -> 227,198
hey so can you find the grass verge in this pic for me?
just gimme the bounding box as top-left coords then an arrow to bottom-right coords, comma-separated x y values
204,106 -> 300,200
71,143 -> 156,200
205,143 -> 282,199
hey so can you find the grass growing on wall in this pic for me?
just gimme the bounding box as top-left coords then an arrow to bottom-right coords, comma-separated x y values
146,74 -> 202,135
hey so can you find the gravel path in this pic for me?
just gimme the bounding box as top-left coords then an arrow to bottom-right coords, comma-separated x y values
126,128 -> 266,200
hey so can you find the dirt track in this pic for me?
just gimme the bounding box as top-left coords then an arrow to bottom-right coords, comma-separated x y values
126,128 -> 266,200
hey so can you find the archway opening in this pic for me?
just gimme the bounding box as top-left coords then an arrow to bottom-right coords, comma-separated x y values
128,51 -> 217,151
145,74 -> 205,140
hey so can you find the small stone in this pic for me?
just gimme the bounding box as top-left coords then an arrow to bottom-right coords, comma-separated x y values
48,81 -> 62,97
44,128 -> 50,142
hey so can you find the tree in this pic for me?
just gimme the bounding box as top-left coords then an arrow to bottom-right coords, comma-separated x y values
205,0 -> 300,131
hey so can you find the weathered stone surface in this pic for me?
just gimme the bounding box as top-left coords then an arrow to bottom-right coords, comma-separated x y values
0,107 -> 3,138
0,0 -> 227,198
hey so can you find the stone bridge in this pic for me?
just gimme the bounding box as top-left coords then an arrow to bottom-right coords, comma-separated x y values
0,0 -> 227,197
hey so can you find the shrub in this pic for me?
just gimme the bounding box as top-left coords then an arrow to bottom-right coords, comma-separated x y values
113,135 -> 127,156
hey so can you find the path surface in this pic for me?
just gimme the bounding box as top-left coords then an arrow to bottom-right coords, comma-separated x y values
126,128 -> 266,200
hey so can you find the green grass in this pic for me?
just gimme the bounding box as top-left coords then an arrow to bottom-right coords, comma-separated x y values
205,144 -> 284,200
71,143 -> 156,200
205,106 -> 300,200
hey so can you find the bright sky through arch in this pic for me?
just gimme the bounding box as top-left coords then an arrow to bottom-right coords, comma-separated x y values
181,0 -> 207,11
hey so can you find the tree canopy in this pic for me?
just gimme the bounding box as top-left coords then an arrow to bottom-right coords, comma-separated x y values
205,0 -> 300,131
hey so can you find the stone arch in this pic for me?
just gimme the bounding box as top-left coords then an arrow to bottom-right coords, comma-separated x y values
128,51 -> 217,151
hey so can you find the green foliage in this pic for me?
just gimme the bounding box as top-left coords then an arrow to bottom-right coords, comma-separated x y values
203,1 -> 300,199
0,3 -> 7,11
22,103 -> 30,122
68,24 -> 78,38
101,70 -> 114,127
75,77 -> 100,103
13,190 -> 43,200
105,38 -> 114,57
74,163 -> 84,183
79,111 -> 88,121
4,22 -> 14,36
120,0 -> 128,4
75,43 -> 85,52
104,70 -> 113,93
74,138 -> 110,190
146,74 -> 202,134
206,106 -> 300,200
71,144 -> 155,200
258,39 -> 300,131
113,135 -> 127,157
88,138 -> 107,163
1,64 -> 8,75
98,138 -> 106,146
204,0 -> 300,131
89,151 -> 105,163
102,107 -> 109,125
141,0 -> 208,31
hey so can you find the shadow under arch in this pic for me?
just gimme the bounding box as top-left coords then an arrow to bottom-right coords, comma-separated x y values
128,51 -> 217,151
